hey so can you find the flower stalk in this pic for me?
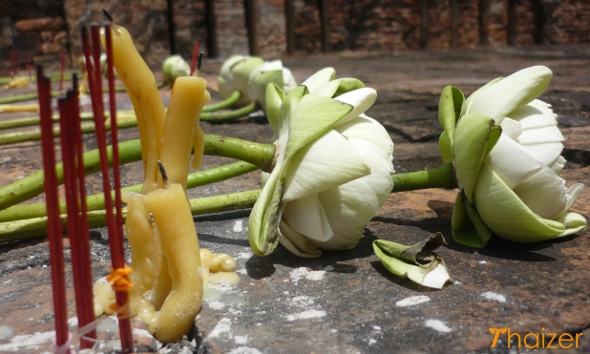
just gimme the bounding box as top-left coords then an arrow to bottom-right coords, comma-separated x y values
391,163 -> 456,192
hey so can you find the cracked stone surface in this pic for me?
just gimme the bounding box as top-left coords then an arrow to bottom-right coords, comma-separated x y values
1,45 -> 589,353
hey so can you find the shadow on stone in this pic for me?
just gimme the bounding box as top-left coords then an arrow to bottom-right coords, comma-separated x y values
198,233 -> 250,247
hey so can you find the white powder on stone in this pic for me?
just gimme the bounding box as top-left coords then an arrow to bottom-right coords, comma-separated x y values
479,260 -> 487,265
290,267 -> 326,284
0,331 -> 56,351
228,347 -> 263,354
233,220 -> 244,232
368,338 -> 377,345
208,318 -> 232,338
425,319 -> 452,333
481,291 -> 506,303
67,317 -> 78,327
234,335 -> 248,344
395,295 -> 431,307
290,296 -> 314,308
285,310 -> 327,321
208,300 -> 226,310
237,252 -> 252,260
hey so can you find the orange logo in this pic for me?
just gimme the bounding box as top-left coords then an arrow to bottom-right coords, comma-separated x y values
489,328 -> 583,349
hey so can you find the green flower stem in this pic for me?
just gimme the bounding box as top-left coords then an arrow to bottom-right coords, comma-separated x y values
0,135 -> 274,212
0,111 -> 136,131
0,92 -> 58,105
204,134 -> 275,172
202,91 -> 242,112
0,115 -> 138,146
0,161 -> 257,222
0,189 -> 261,244
391,163 -> 457,192
201,102 -> 258,122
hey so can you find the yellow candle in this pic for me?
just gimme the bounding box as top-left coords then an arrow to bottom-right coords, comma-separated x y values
100,26 -> 166,193
160,76 -> 210,189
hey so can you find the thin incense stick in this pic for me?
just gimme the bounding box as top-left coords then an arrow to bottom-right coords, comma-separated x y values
37,65 -> 70,353
190,42 -> 200,76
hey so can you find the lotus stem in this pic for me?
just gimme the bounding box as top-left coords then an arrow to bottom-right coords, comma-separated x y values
391,163 -> 457,192
201,102 -> 259,122
0,189 -> 261,244
202,91 -> 242,112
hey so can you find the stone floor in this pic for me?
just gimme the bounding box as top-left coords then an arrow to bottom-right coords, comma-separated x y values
0,44 -> 589,353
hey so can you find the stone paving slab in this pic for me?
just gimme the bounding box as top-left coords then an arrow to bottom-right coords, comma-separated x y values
0,45 -> 589,353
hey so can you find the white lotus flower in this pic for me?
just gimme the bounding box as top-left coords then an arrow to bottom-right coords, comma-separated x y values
248,69 -> 394,257
162,55 -> 190,86
217,55 -> 264,106
248,60 -> 297,108
441,66 -> 586,246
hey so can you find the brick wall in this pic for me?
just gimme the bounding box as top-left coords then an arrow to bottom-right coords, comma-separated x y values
1,0 -> 589,76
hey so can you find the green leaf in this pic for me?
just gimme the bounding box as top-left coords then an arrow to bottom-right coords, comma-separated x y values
451,192 -> 493,248
247,165 -> 285,256
373,233 -> 451,289
453,114 -> 495,203
437,86 -> 464,143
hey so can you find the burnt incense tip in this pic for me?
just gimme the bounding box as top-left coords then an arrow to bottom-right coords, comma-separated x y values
157,161 -> 168,183
102,9 -> 114,23
197,51 -> 204,70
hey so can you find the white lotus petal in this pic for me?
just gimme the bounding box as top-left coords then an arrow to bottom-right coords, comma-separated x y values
260,60 -> 283,72
282,194 -> 333,242
470,66 -> 552,124
513,167 -> 567,219
319,177 -> 380,233
522,142 -> 563,168
282,130 -> 370,202
549,155 -> 566,176
508,104 -> 557,130
335,115 -> 394,157
528,99 -> 552,110
279,220 -> 322,258
517,125 -> 564,144
313,80 -> 342,98
486,134 -> 543,189
302,67 -> 336,93
556,212 -> 587,237
334,88 -> 377,125
564,183 -> 584,212
346,138 -> 394,206
421,264 -> 452,290
499,117 -> 522,140
282,68 -> 298,93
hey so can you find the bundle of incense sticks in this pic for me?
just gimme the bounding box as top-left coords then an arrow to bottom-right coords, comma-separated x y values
37,23 -> 134,353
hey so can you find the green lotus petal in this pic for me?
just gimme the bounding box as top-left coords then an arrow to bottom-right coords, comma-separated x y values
474,162 -> 565,242
438,86 -> 464,143
555,212 -> 587,237
453,114 -> 495,203
373,234 -> 451,289
247,165 -> 285,256
284,94 -> 352,161
265,84 -> 285,137
451,192 -> 493,248
251,70 -> 284,106
278,85 -> 307,138
439,131 -> 453,163
334,78 -> 365,97
233,56 -> 264,79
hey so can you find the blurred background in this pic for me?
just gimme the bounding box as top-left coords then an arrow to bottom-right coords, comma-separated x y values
1,0 -> 589,74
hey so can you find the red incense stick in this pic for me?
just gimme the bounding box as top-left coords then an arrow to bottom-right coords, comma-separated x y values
60,51 -> 67,92
58,80 -> 97,349
37,65 -> 71,353
84,25 -> 134,353
190,42 -> 200,76
105,24 -> 134,353
90,25 -> 104,113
